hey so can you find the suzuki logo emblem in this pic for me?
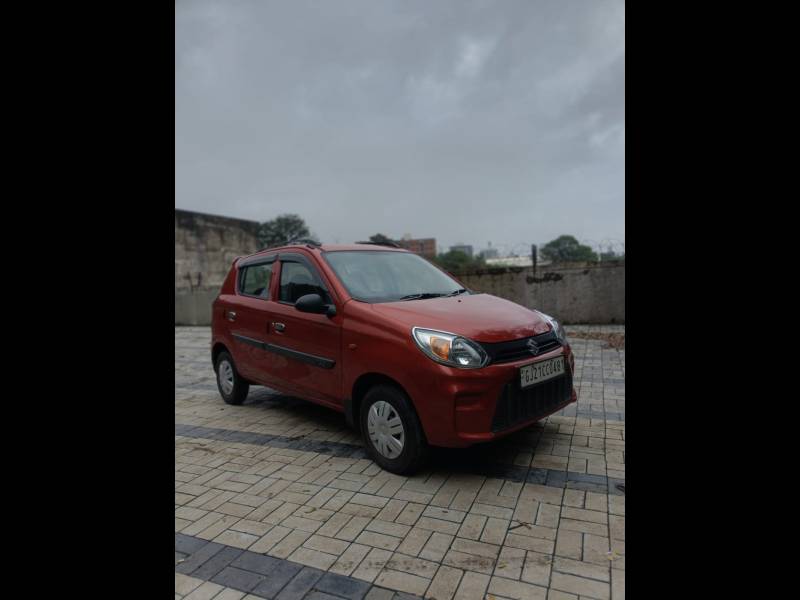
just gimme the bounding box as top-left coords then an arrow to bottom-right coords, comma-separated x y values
527,338 -> 540,355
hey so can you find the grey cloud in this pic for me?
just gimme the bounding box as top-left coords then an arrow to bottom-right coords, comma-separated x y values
176,0 -> 624,252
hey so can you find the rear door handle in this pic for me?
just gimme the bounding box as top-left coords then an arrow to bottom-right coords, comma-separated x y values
272,322 -> 285,332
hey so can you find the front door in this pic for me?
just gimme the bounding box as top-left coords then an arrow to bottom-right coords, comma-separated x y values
266,254 -> 342,407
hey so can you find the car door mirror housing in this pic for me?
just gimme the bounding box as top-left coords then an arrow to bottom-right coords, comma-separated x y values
296,293 -> 336,317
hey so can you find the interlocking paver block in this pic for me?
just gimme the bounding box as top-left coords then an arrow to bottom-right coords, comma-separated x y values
425,565 -> 462,600
385,554 -> 439,578
352,548 -> 393,583
175,573 -> 204,596
355,530 -> 401,551
561,507 -> 607,525
450,537 -> 500,559
419,532 -> 453,563
364,587 -> 394,600
504,533 -> 554,554
442,550 -> 495,575
421,506 -> 465,523
214,529 -> 260,549
396,527 -> 433,557
211,566 -> 267,592
553,556 -> 609,583
249,560 -> 303,598
550,572 -> 610,600
478,516 -> 508,546
414,517 -> 460,535
330,543 -> 371,577
176,533 -> 210,555
315,571 -> 372,600
250,525 -> 291,554
365,519 -> 411,539
395,503 -> 425,526
191,545 -> 245,580
453,571 -> 490,600
182,580 -> 224,600
612,568 -> 624,600
275,566 -> 325,600
175,541 -> 224,575
231,550 -> 283,575
583,534 -> 611,566
305,592 -> 342,600
558,518 -> 608,536
456,513 -> 487,540
270,530 -> 312,559
521,551 -> 552,586
488,575 -> 548,600
289,546 -> 338,570
373,569 -> 430,596
470,503 -> 514,520
494,546 -> 525,580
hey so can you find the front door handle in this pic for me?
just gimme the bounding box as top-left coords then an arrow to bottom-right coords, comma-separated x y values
226,310 -> 236,322
272,322 -> 285,333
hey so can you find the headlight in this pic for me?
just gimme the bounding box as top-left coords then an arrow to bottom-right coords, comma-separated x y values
411,327 -> 488,369
537,311 -> 568,344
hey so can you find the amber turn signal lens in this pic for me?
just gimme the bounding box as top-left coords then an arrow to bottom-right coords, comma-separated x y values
429,336 -> 451,360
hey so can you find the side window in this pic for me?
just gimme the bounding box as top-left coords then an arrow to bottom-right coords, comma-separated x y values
279,261 -> 331,304
240,263 -> 273,298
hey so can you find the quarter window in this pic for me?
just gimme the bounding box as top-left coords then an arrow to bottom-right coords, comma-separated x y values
240,263 -> 273,298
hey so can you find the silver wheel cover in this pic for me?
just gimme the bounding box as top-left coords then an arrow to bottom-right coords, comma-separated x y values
367,400 -> 405,459
219,360 -> 234,395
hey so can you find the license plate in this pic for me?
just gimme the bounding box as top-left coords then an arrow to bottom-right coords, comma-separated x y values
519,356 -> 565,389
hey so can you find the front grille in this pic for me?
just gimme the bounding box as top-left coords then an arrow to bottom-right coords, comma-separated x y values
480,330 -> 562,364
491,371 -> 573,432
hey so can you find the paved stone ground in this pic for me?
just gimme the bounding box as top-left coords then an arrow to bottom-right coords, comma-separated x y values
176,325 -> 625,600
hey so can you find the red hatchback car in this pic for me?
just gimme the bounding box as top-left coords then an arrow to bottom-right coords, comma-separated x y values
211,240 -> 577,474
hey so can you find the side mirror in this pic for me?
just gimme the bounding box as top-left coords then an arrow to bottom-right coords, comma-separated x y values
295,293 -> 336,317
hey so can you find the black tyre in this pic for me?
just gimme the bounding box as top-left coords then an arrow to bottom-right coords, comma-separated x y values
215,351 -> 249,405
360,384 -> 429,474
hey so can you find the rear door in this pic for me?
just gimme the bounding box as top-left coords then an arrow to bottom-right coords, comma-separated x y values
224,255 -> 282,386
266,253 -> 343,407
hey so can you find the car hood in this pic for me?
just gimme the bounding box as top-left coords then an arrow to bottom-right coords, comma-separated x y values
370,293 -> 552,342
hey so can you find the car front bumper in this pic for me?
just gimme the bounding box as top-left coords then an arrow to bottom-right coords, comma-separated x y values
411,346 -> 577,448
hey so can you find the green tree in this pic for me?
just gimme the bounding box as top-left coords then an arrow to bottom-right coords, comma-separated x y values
433,250 -> 485,273
258,214 -> 312,248
368,233 -> 396,245
600,250 -> 624,261
540,235 -> 598,263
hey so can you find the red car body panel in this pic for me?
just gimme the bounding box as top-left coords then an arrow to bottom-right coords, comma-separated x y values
211,243 -> 577,448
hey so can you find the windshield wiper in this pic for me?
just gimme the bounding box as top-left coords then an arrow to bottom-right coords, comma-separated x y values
399,292 -> 446,301
445,288 -> 469,297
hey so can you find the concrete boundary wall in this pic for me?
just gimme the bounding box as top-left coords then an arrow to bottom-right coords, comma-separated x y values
456,261 -> 625,324
175,209 -> 259,292
175,290 -> 217,326
175,262 -> 624,325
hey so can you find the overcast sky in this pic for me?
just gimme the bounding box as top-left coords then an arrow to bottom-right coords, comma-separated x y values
176,0 -> 624,256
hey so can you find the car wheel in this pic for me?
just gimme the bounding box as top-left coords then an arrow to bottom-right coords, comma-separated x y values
215,351 -> 249,405
360,384 -> 428,475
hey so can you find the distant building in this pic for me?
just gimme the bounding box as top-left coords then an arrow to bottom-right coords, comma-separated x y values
450,244 -> 473,257
397,237 -> 437,259
480,247 -> 499,259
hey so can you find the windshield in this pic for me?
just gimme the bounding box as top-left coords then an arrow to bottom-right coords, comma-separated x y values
323,250 -> 467,303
